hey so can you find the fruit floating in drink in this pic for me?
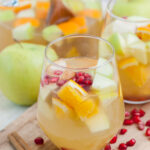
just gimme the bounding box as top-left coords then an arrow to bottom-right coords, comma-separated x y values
102,0 -> 150,103
0,0 -> 103,52
37,35 -> 125,150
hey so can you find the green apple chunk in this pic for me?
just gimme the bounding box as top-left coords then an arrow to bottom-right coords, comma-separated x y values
12,23 -> 34,41
108,33 -> 126,55
96,58 -> 113,78
92,74 -> 117,93
0,10 -> 15,22
129,41 -> 148,64
84,109 -> 109,133
62,0 -> 84,13
0,43 -> 58,106
81,0 -> 101,10
42,25 -> 62,42
16,9 -> 35,18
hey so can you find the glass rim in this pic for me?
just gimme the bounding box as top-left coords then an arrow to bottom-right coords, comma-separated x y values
45,34 -> 115,71
106,0 -> 150,23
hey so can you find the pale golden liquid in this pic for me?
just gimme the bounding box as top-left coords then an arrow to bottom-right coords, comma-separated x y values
37,57 -> 124,150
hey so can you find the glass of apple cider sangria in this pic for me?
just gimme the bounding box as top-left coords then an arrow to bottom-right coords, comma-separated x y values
37,34 -> 125,150
102,0 -> 150,104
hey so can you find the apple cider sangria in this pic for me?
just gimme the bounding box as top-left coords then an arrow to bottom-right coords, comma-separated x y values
37,35 -> 124,150
102,0 -> 150,104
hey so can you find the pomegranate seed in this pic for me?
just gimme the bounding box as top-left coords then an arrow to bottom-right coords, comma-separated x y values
139,109 -> 145,117
145,128 -> 150,136
104,144 -> 111,150
110,135 -> 117,144
131,108 -> 138,116
84,73 -> 91,78
49,77 -> 59,83
76,72 -> 84,77
77,76 -> 85,83
124,119 -> 134,125
125,111 -> 130,117
84,79 -> 92,85
57,80 -> 66,86
145,120 -> 150,127
133,112 -> 140,117
118,143 -> 127,150
132,116 -> 141,123
126,138 -> 136,146
137,122 -> 145,130
54,70 -> 63,75
120,129 -> 127,135
34,137 -> 44,145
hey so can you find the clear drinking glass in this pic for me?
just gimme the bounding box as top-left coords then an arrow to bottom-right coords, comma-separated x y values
37,34 -> 125,150
102,0 -> 150,104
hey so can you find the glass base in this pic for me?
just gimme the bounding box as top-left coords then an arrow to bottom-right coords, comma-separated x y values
124,99 -> 150,104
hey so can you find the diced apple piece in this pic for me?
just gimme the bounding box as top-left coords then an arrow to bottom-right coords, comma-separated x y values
92,74 -> 117,93
96,58 -> 113,78
128,41 -> 148,64
84,108 -> 109,133
0,10 -> 15,22
16,9 -> 35,18
108,33 -> 126,55
42,25 -> 62,42
12,23 -> 34,41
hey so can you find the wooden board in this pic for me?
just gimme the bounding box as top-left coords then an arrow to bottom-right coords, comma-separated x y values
0,103 -> 150,150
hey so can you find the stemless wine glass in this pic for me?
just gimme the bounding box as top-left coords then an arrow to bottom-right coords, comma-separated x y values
102,0 -> 150,104
37,34 -> 124,150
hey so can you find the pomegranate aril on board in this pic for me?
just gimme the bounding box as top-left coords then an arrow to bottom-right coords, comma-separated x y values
104,144 -> 111,150
125,111 -> 130,117
120,128 -> 127,135
145,128 -> 150,136
118,143 -> 127,150
131,108 -> 138,116
132,116 -> 141,123
110,135 -> 117,144
124,119 -> 134,125
34,137 -> 44,145
139,109 -> 145,117
137,122 -> 145,130
145,120 -> 150,127
126,138 -> 136,146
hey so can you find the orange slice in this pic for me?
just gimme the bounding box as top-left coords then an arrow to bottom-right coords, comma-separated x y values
36,1 -> 50,19
78,9 -> 101,19
118,57 -> 138,69
14,4 -> 32,13
52,97 -> 72,116
14,18 -> 40,27
66,47 -> 80,58
136,25 -> 150,41
124,64 -> 148,87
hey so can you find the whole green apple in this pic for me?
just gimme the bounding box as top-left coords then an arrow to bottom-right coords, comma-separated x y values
0,43 -> 58,106
112,0 -> 150,18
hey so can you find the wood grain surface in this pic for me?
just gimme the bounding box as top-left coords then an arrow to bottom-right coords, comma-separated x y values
0,103 -> 150,150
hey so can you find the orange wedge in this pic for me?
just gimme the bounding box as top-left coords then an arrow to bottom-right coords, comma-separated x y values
36,1 -> 50,19
14,18 -> 40,27
118,57 -> 138,69
78,9 -> 101,19
136,25 -> 150,41
66,47 -> 80,58
124,64 -> 148,87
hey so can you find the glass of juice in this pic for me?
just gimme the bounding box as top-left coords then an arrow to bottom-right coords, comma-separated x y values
37,34 -> 125,150
102,0 -> 150,104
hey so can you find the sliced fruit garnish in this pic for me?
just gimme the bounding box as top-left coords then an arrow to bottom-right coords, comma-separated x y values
66,47 -> 80,58
108,32 -> 126,55
136,25 -> 150,41
118,57 -> 138,69
84,108 -> 109,133
96,58 -> 113,78
36,1 -> 50,19
58,21 -> 80,35
12,23 -> 34,41
14,18 -> 40,28
124,64 -> 148,87
92,74 -> 117,93
52,97 -> 72,116
78,9 -> 101,19
0,10 -> 15,22
58,80 -> 87,108
42,25 -> 62,42
128,41 -> 147,64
